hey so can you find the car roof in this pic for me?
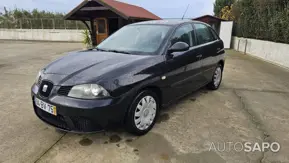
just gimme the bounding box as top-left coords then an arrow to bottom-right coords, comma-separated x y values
132,19 -> 199,26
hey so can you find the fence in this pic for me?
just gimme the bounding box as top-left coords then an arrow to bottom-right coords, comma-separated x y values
0,28 -> 83,42
0,18 -> 87,29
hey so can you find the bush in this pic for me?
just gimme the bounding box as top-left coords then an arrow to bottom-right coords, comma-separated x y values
82,30 -> 92,48
233,0 -> 289,44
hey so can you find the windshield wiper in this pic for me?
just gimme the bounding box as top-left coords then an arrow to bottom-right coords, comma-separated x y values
108,50 -> 131,54
94,48 -> 131,54
94,47 -> 107,52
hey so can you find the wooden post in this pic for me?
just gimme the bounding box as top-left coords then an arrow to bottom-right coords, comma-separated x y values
118,17 -> 123,28
90,19 -> 97,46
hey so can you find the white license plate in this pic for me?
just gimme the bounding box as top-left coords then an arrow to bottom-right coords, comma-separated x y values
35,98 -> 57,116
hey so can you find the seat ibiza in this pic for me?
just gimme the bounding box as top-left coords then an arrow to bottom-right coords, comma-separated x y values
31,20 -> 225,135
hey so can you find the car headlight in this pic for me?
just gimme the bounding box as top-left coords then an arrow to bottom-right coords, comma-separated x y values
35,70 -> 43,85
68,84 -> 110,99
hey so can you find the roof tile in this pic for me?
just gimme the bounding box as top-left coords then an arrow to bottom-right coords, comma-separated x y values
102,0 -> 161,20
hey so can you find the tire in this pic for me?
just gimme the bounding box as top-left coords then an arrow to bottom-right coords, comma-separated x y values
207,64 -> 223,90
125,90 -> 159,136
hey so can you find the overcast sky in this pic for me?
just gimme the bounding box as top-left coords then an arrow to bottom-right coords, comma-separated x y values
0,0 -> 215,18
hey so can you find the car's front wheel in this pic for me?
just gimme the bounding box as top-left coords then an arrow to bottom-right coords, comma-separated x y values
125,90 -> 159,135
207,64 -> 223,90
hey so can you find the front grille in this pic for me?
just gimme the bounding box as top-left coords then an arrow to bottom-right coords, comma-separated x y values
58,86 -> 73,96
35,108 -> 103,132
39,81 -> 53,97
35,107 -> 69,130
71,116 -> 103,132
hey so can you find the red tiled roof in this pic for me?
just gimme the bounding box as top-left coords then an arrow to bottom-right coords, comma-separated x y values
102,0 -> 161,20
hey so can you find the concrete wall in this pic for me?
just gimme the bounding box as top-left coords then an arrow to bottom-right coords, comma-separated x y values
0,29 -> 82,42
232,37 -> 289,68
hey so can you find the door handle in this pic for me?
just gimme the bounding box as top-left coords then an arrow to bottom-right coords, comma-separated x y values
196,54 -> 203,58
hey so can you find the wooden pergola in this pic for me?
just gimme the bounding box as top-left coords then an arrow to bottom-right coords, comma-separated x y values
64,0 -> 160,46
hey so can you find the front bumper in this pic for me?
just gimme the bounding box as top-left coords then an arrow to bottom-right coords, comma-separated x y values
31,84 -> 131,133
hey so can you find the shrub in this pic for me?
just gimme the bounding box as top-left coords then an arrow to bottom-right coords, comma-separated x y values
82,29 -> 92,48
233,0 -> 289,44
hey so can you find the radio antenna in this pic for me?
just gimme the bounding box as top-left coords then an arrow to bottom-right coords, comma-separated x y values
182,4 -> 190,20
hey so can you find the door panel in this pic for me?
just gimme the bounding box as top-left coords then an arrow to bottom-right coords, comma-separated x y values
161,51 -> 188,102
95,18 -> 108,44
162,48 -> 201,103
202,40 -> 224,81
176,47 -> 204,91
200,41 -> 219,81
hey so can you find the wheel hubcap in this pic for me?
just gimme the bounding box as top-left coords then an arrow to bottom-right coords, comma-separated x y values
134,96 -> 157,130
214,67 -> 222,87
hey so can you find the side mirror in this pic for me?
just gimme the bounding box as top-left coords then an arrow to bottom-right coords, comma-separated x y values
168,42 -> 190,54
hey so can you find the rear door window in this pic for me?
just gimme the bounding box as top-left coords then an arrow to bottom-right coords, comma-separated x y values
194,23 -> 216,45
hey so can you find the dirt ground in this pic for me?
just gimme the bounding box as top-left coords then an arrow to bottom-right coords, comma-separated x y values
1,41 -> 289,163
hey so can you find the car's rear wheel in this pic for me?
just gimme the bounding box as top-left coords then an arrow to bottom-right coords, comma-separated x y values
125,90 -> 159,135
207,64 -> 223,90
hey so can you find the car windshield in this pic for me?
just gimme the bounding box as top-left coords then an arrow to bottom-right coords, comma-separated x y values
96,25 -> 171,54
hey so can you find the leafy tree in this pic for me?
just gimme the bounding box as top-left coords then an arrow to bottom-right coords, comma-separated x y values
214,0 -> 235,17
220,4 -> 235,20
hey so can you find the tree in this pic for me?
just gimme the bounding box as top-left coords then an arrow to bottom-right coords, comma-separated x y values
214,0 -> 235,17
220,4 -> 235,20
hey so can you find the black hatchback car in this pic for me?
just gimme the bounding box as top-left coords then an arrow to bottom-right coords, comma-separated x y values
31,20 -> 225,135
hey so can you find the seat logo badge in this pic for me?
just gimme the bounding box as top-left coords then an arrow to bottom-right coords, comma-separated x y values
161,76 -> 166,80
42,85 -> 48,92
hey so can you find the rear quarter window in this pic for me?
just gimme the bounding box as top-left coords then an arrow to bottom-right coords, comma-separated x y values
209,27 -> 220,40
